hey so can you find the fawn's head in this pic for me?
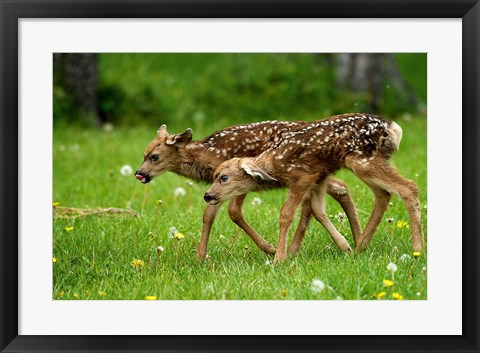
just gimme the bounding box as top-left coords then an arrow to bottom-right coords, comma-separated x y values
135,125 -> 192,183
204,157 -> 277,204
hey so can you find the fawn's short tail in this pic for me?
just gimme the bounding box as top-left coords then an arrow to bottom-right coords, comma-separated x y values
388,121 -> 403,151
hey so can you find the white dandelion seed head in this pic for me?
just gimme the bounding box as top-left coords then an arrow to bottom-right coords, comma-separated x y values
120,165 -> 133,176
174,187 -> 186,197
386,262 -> 398,273
156,246 -> 165,254
389,202 -> 394,207
399,254 -> 411,261
265,259 -> 272,266
103,122 -> 114,132
168,226 -> 178,236
311,279 -> 325,293
186,181 -> 194,187
251,197 -> 262,206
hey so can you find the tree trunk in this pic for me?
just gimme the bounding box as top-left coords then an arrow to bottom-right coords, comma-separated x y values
335,53 -> 418,112
55,53 -> 100,124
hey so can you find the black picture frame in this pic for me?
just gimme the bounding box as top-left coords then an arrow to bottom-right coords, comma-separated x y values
1,1 -> 479,352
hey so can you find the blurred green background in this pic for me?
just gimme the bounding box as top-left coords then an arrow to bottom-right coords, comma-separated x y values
53,53 -> 426,130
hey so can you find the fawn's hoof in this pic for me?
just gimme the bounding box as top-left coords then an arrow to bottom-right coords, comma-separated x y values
273,253 -> 287,264
263,245 -> 276,255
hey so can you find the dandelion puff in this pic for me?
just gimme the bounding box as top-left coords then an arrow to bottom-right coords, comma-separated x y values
174,187 -> 186,197
103,122 -> 114,132
186,181 -> 193,187
386,262 -> 398,273
399,254 -> 411,261
311,279 -> 325,293
251,197 -> 262,206
156,246 -> 165,254
389,202 -> 394,207
169,227 -> 178,237
120,165 -> 133,176
265,259 -> 272,266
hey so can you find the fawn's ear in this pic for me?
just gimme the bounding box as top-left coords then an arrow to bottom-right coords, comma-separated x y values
157,124 -> 168,137
165,128 -> 193,146
240,160 -> 277,182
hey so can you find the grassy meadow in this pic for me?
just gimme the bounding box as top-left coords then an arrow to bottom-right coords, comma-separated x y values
53,116 -> 427,300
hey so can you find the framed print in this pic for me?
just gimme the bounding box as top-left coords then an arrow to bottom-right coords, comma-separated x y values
1,1 -> 479,352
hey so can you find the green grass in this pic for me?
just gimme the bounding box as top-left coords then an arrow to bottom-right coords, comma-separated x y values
53,116 -> 427,300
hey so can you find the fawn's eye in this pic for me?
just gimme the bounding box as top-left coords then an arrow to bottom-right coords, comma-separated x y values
151,154 -> 159,162
220,175 -> 228,183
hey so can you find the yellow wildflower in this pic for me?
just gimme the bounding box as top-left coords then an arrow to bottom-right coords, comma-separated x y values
144,295 -> 157,300
396,220 -> 409,229
131,259 -> 145,268
52,202 -> 60,207
281,289 -> 287,297
58,291 -> 64,299
413,251 -> 421,258
392,292 -> 404,300
53,257 -> 57,263
383,279 -> 394,287
376,291 -> 386,299
73,293 -> 79,299
65,226 -> 74,232
99,291 -> 107,297
174,232 -> 185,240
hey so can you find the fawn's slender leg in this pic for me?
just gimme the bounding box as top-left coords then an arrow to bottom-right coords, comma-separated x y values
347,156 -> 423,252
288,177 -> 361,254
326,177 -> 362,245
310,180 -> 353,253
355,183 -> 391,252
196,202 -> 222,260
275,188 -> 308,263
228,195 -> 276,255
287,195 -> 313,254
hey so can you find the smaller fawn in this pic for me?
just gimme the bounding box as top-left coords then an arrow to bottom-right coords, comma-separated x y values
205,114 -> 423,262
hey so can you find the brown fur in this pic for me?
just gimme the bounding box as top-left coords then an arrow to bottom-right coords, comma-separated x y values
206,114 -> 423,262
136,118 -> 363,259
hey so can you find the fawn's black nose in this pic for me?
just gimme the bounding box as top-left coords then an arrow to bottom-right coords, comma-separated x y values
204,193 -> 214,202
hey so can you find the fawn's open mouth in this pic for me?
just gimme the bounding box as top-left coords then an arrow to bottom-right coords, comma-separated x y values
135,173 -> 151,184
